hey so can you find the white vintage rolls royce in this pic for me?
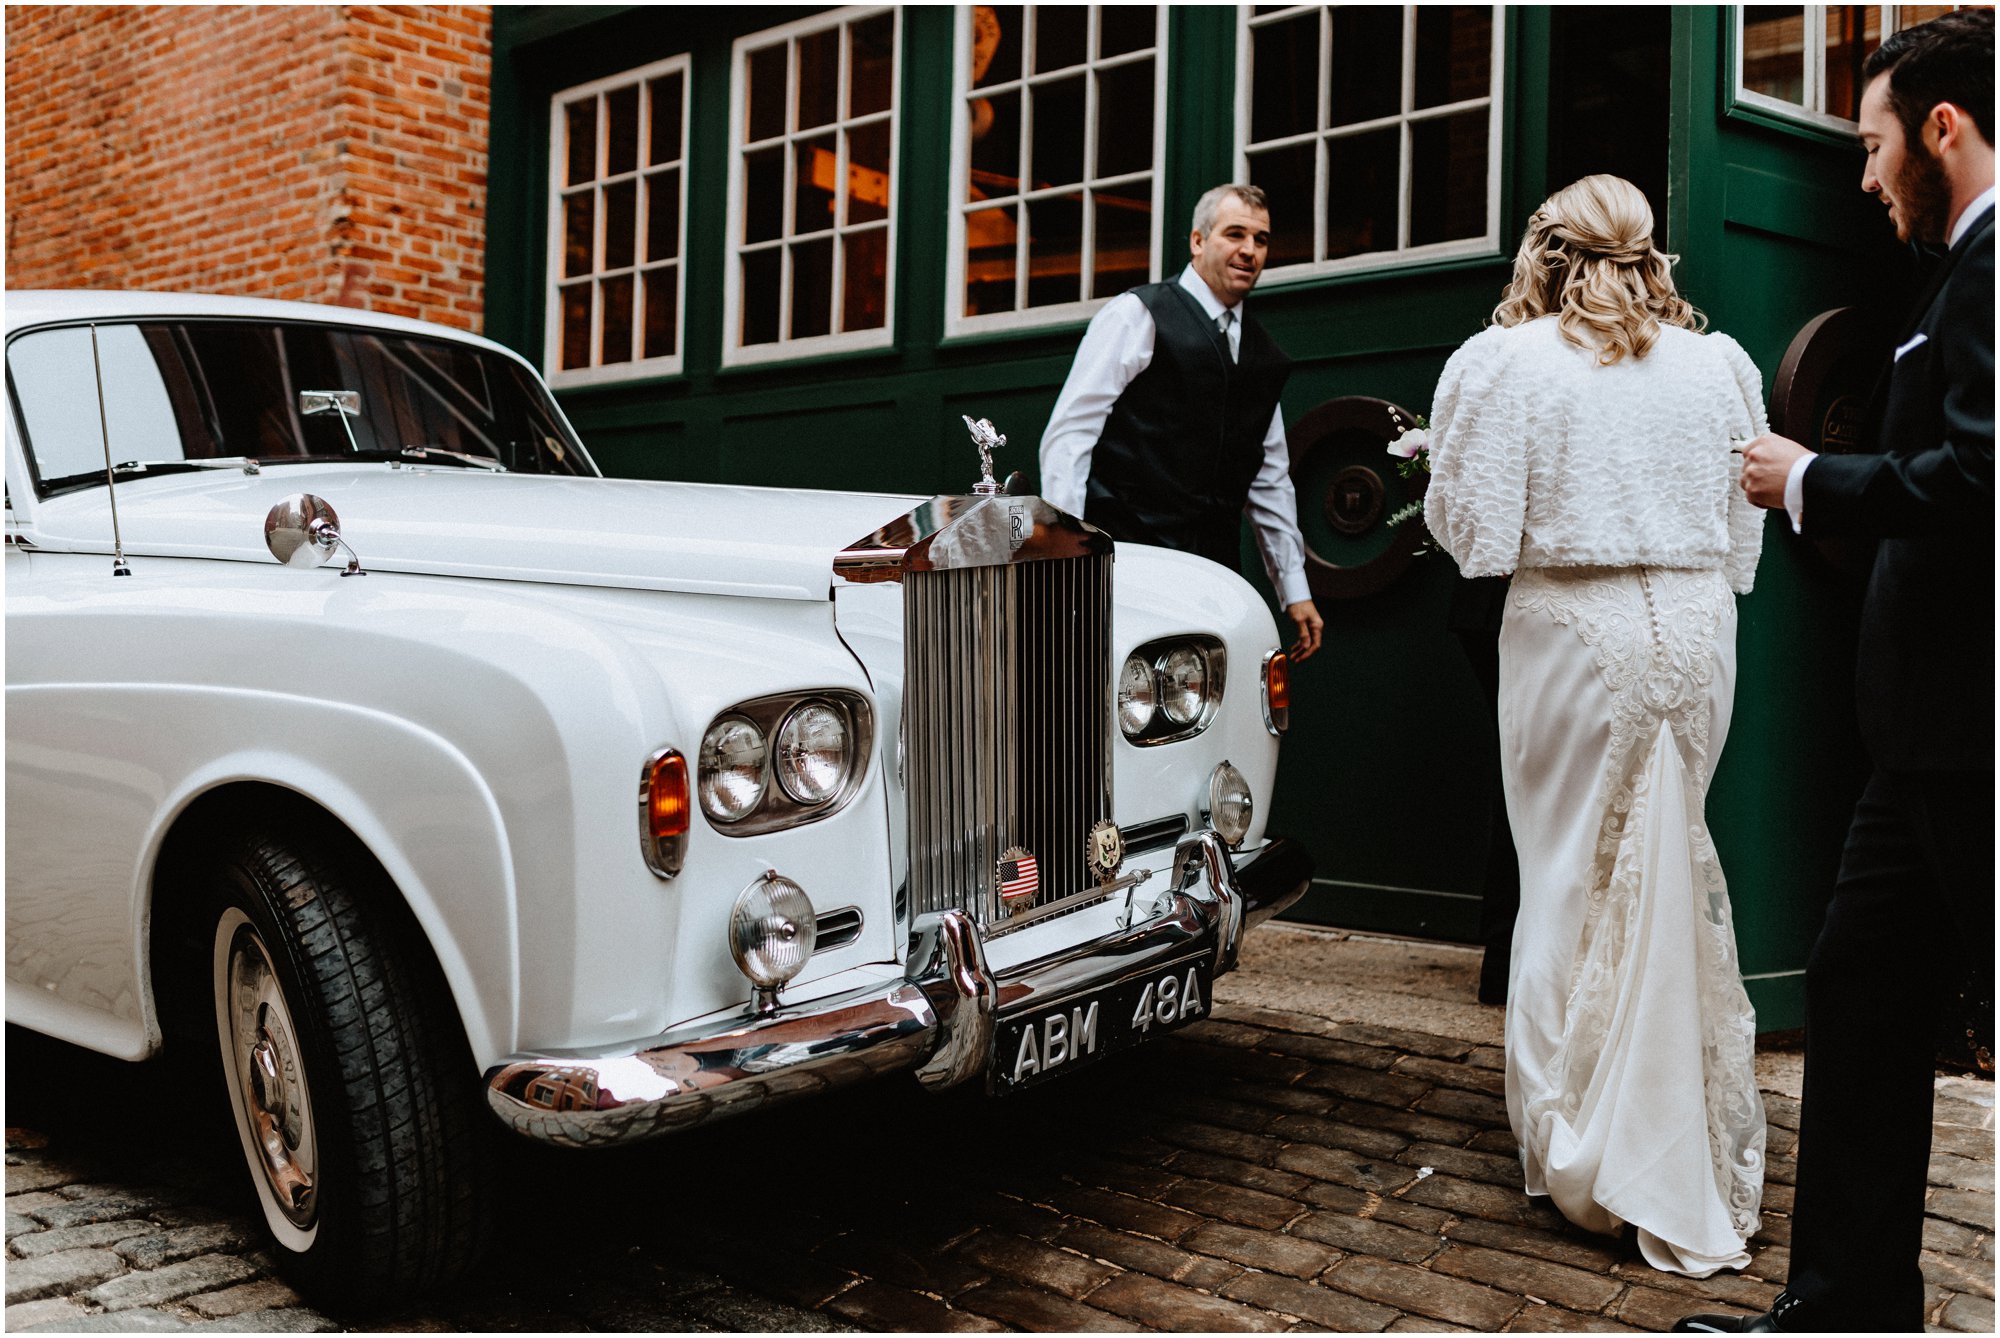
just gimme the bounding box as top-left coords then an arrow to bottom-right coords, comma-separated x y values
3,291 -> 1310,1304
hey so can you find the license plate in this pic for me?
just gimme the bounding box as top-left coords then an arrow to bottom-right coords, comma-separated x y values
991,955 -> 1212,1092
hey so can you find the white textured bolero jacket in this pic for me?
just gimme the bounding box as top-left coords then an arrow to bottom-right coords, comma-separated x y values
1423,318 -> 1769,594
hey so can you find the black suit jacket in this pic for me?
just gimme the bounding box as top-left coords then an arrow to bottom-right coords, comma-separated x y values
1803,206 -> 1994,771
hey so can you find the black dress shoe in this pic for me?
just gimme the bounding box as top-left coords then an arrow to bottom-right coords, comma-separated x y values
1670,1312 -> 1783,1333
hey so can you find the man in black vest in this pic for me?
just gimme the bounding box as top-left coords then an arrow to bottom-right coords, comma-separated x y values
1039,183 -> 1323,660
1678,9 -> 1992,1332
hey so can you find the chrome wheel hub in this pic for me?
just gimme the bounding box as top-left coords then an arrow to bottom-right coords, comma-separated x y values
215,910 -> 318,1232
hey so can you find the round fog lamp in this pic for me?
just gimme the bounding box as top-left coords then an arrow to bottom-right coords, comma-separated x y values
1205,760 -> 1254,848
775,701 -> 849,804
1117,653 -> 1157,737
1158,646 -> 1208,727
729,872 -> 817,1001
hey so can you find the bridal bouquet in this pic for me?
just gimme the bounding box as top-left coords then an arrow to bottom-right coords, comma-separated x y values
1384,407 -> 1430,478
1383,407 -> 1434,552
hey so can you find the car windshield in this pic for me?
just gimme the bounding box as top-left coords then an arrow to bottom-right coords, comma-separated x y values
7,318 -> 597,493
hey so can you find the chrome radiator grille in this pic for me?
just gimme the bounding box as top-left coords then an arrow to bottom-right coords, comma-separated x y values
903,552 -> 1113,930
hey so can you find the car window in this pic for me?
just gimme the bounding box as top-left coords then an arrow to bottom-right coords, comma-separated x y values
7,319 -> 596,492
7,325 -> 184,481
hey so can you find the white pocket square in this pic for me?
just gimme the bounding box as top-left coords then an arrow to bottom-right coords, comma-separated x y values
1894,332 -> 1929,361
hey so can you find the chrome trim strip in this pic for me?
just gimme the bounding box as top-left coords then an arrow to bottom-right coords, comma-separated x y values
483,833 -> 1305,1148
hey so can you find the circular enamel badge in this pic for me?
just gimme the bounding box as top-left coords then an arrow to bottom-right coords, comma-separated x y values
997,846 -> 1040,910
1086,819 -> 1125,885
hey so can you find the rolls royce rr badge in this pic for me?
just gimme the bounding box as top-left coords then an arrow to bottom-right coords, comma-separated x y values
1086,819 -> 1125,885
998,846 -> 1040,910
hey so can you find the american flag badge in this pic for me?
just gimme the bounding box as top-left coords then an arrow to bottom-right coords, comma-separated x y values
997,846 -> 1040,910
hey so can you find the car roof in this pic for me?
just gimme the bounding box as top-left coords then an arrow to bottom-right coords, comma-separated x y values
3,290 -> 528,364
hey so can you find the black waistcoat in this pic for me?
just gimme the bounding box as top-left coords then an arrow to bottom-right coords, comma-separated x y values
1083,281 -> 1292,570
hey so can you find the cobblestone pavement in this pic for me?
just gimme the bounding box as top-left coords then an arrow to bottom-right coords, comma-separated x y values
7,927 -> 1993,1332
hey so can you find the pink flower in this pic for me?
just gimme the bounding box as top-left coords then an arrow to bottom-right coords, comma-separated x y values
1385,427 -> 1429,459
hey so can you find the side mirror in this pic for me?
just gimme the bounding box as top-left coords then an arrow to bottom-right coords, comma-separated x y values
264,493 -> 366,576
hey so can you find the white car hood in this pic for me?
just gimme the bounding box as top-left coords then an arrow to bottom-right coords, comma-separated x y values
20,466 -> 923,600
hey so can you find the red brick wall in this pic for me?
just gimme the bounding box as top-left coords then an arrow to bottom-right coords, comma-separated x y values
4,5 -> 491,331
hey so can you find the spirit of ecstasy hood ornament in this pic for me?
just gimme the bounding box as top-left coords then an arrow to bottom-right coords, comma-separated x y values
963,415 -> 1005,496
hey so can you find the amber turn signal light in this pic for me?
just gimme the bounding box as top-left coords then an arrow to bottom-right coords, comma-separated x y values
640,748 -> 690,878
1262,650 -> 1290,735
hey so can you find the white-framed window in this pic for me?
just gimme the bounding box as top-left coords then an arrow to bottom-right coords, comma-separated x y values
945,5 -> 1168,338
1733,5 -> 1965,135
1236,5 -> 1504,282
544,56 -> 690,387
723,8 -> 900,368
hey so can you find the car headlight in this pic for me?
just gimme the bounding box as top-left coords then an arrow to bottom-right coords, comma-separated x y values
699,715 -> 768,823
730,871 -> 817,1008
1117,653 -> 1157,737
697,691 -> 874,835
1157,645 -> 1209,727
1120,635 -> 1226,745
775,701 -> 849,804
1205,760 -> 1253,847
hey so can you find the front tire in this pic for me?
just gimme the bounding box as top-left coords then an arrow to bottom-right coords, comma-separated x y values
184,811 -> 491,1306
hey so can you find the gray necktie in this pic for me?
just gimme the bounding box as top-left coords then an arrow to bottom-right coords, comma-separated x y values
1217,309 -> 1238,363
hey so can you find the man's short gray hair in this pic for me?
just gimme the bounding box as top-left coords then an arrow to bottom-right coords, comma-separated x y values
1191,184 -> 1270,237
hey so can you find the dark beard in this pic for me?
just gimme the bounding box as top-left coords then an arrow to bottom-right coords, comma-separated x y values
1892,139 -> 1952,244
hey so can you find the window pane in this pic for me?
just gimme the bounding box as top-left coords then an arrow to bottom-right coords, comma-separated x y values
1325,128 -> 1399,258
647,170 -> 681,262
795,134 -> 838,236
850,14 -> 895,118
599,275 -> 634,364
1031,74 -> 1086,188
975,5 -> 1022,88
1026,191 -> 1083,307
748,43 -> 787,141
1035,6 -> 1087,72
798,27 -> 840,130
1825,6 -> 1881,122
745,146 -> 785,244
842,228 -> 888,331
1099,6 -> 1155,59
606,84 -> 640,176
1251,13 -> 1320,143
563,192 -> 594,278
560,283 -> 592,369
1742,7 -> 1807,105
1092,181 -> 1150,299
565,100 -> 597,186
603,180 -> 636,271
742,249 -> 782,345
1248,141 -> 1316,268
1095,59 -> 1153,178
643,268 -> 678,359
969,88 -> 1022,200
965,204 -> 1020,315
648,74 -> 683,166
847,121 -> 892,225
1329,6 -> 1403,126
1410,110 -> 1488,246
1897,5 -> 1957,23
1414,7 -> 1492,111
791,237 -> 834,338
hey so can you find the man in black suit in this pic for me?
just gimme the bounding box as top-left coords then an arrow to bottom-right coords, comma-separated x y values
1677,9 -> 1992,1333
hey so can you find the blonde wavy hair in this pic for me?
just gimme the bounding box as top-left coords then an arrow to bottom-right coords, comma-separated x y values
1491,175 -> 1705,364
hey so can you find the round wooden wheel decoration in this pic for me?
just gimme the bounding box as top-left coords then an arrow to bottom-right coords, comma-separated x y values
1287,395 -> 1428,601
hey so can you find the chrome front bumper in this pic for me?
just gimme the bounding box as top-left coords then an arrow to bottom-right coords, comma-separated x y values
484,831 -> 1310,1147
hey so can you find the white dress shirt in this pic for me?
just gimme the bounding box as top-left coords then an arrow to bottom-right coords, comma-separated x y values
1038,266 -> 1311,606
1783,185 -> 1997,532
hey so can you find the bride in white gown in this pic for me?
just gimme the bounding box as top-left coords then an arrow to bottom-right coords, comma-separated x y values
1423,175 -> 1770,1277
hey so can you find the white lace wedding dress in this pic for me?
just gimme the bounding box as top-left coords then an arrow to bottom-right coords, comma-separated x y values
1424,317 -> 1770,1277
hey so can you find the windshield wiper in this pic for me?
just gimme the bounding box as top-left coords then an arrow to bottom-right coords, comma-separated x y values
397,446 -> 506,473
43,457 -> 268,491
